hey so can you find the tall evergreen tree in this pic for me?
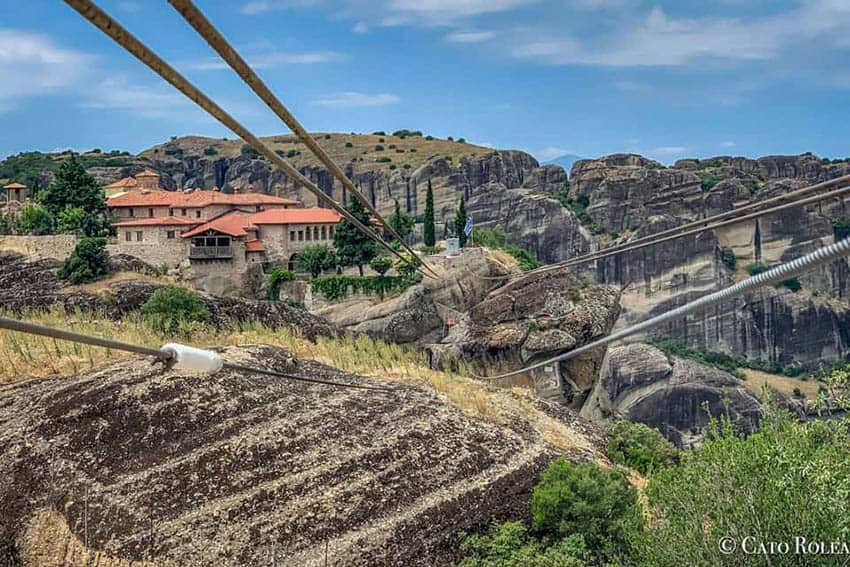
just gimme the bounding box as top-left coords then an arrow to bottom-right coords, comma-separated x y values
38,155 -> 109,236
423,179 -> 436,247
388,199 -> 414,242
454,195 -> 469,247
334,197 -> 377,276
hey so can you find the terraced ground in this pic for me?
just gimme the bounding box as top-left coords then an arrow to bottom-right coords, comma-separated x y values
0,344 -> 605,566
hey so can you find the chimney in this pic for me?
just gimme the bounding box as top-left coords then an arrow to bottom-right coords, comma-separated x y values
246,184 -> 255,193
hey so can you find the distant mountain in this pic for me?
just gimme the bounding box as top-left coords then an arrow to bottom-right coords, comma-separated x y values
543,154 -> 583,176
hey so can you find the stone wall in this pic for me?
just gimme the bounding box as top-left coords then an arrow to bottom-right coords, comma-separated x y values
0,235 -> 78,261
108,226 -> 187,268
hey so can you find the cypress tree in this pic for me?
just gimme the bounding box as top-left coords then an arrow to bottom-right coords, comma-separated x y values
454,196 -> 468,247
334,197 -> 377,276
423,179 -> 436,247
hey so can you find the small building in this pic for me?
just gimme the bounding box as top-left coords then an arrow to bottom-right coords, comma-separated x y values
2,182 -> 27,205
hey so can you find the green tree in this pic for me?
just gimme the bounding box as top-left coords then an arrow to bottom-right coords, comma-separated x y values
457,522 -> 589,567
19,204 -> 55,235
141,286 -> 210,335
266,267 -> 296,299
334,197 -> 377,276
298,244 -> 337,278
388,199 -> 414,242
58,237 -> 110,284
531,459 -> 643,561
607,420 -> 679,475
56,206 -> 86,234
38,154 -> 105,215
423,179 -> 436,247
641,408 -> 850,566
369,255 -> 393,276
442,220 -> 450,240
454,196 -> 469,247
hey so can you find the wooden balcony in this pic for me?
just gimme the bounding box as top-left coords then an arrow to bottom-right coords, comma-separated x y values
189,246 -> 233,259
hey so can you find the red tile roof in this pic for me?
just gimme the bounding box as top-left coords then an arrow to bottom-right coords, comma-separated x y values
107,189 -> 298,209
249,208 -> 342,225
113,217 -> 201,228
245,239 -> 265,252
181,212 -> 257,238
104,176 -> 138,189
3,183 -> 26,189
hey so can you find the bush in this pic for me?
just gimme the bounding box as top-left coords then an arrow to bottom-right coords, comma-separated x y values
56,206 -> 86,234
745,261 -> 769,276
58,237 -> 110,284
699,173 -> 722,192
345,142 -> 353,148
19,204 -> 54,235
532,459 -> 643,560
719,246 -> 736,271
311,274 -> 416,301
375,145 -> 385,152
640,409 -> 850,566
266,267 -> 297,299
241,144 -> 260,159
471,228 -> 538,271
376,157 -> 392,163
369,255 -> 393,276
372,131 -> 386,136
833,217 -> 850,241
203,146 -> 218,156
607,420 -> 679,475
297,245 -> 336,278
457,522 -> 589,567
287,149 -> 300,158
141,286 -> 210,334
780,277 -> 802,292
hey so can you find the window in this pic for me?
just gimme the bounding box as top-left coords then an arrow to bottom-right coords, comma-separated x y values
321,226 -> 327,240
181,208 -> 187,216
125,231 -> 132,242
166,231 -> 176,239
148,208 -> 154,218
196,210 -> 202,219
289,230 -> 295,241
313,227 -> 319,240
306,227 -> 312,241
128,208 -> 135,218
256,205 -> 262,212
136,231 -> 143,242
329,226 -> 335,238
298,230 -> 303,241
169,208 -> 174,216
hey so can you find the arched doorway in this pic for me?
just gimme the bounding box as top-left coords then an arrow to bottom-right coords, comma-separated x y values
288,252 -> 300,271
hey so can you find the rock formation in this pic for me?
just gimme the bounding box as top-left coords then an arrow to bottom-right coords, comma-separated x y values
581,343 -> 763,447
0,344 -> 605,566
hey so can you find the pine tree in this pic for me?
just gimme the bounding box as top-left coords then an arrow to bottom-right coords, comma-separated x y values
423,179 -> 436,247
454,195 -> 468,247
38,154 -> 109,236
388,199 -> 414,242
334,197 -> 377,276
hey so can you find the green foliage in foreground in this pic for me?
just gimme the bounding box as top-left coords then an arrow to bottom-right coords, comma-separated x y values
607,420 -> 679,475
457,522 -> 589,567
471,228 -> 539,271
297,245 -> 337,278
141,286 -> 210,335
641,409 -> 850,566
311,274 -> 418,301
58,237 -> 110,284
19,204 -> 55,236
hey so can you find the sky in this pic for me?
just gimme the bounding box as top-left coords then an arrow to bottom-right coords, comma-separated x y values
1,0 -> 849,164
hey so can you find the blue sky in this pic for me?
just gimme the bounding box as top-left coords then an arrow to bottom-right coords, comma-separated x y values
1,0 -> 849,164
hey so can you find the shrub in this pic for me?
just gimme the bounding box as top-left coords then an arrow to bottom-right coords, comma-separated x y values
389,165 -> 397,170
286,149 -> 299,158
607,420 -> 679,475
375,145 -> 385,152
719,246 -> 736,271
471,228 -> 538,270
141,286 -> 210,334
372,131 -> 386,136
640,408 -> 850,566
369,255 -> 393,276
833,217 -> 850,241
241,144 -> 260,159
699,173 -> 722,192
58,237 -> 110,284
745,261 -> 769,276
345,142 -> 353,148
203,146 -> 218,156
266,267 -> 297,299
425,135 -> 434,140
311,274 -> 416,301
56,206 -> 86,234
297,245 -> 336,278
780,277 -> 802,292
457,137 -> 466,143
532,459 -> 643,560
457,522 -> 589,567
19,204 -> 54,235
376,157 -> 392,163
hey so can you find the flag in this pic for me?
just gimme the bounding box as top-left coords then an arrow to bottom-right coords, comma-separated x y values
464,215 -> 473,237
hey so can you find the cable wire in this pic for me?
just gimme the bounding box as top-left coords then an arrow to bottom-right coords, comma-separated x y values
166,0 -> 437,279
62,0 -> 432,280
473,235 -> 850,380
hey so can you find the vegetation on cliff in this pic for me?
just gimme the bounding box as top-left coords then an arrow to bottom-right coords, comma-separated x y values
472,228 -> 539,271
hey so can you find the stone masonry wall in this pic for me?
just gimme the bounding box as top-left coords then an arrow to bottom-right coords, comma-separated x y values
0,235 -> 79,261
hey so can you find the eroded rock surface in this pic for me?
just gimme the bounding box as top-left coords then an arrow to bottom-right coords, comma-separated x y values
0,345 -> 602,566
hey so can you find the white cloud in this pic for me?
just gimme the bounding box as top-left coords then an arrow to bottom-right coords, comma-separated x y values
446,30 -> 495,43
649,146 -> 687,156
0,29 -> 90,112
352,21 -> 369,33
312,92 -> 400,107
117,1 -> 142,12
538,146 -> 571,160
188,50 -> 344,71
721,141 -> 736,148
240,0 -> 320,15
81,78 -> 195,118
384,0 -> 539,25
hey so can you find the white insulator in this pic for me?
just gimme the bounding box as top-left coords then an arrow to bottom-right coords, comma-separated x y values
161,343 -> 223,374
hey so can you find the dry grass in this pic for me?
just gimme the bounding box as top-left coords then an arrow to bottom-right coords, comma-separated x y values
0,309 -> 597,456
741,368 -> 823,400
